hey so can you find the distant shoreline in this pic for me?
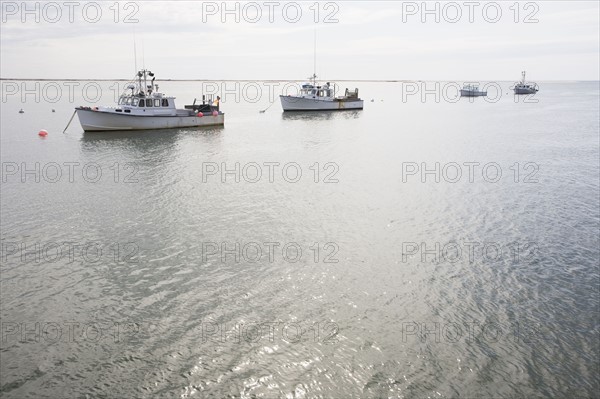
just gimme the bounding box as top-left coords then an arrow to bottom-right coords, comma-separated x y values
0,78 -> 411,82
0,78 -> 594,83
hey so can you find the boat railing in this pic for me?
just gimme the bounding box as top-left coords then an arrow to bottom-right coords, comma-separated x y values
184,93 -> 220,112
344,88 -> 359,98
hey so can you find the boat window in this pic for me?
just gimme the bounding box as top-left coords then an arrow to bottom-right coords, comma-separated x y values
138,99 -> 145,107
118,96 -> 124,105
125,97 -> 132,105
162,99 -> 169,107
146,99 -> 153,107
154,99 -> 161,107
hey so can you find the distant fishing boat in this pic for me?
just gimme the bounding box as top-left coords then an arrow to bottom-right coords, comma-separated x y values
18,108 -> 24,113
460,84 -> 487,97
513,71 -> 539,94
75,69 -> 224,132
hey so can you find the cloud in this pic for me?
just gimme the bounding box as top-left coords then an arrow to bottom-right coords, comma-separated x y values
0,1 -> 598,80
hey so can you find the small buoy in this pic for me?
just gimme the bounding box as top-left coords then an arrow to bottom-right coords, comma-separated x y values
196,112 -> 203,117
38,129 -> 48,137
212,110 -> 218,116
52,109 -> 55,113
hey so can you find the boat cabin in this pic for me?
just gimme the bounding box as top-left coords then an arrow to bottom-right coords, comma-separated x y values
118,95 -> 175,109
300,83 -> 334,99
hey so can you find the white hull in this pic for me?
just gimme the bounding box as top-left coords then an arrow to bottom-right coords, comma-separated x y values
460,90 -> 487,97
514,87 -> 538,95
280,95 -> 363,111
76,109 -> 224,132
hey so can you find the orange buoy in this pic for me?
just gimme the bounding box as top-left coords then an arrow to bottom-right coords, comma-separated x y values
197,112 -> 203,117
38,129 -> 48,137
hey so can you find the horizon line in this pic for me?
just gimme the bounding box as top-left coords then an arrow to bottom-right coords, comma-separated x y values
1,78 -> 597,83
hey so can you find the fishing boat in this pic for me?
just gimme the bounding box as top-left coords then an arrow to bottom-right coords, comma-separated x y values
460,84 -> 487,97
280,75 -> 363,111
513,71 -> 539,94
280,28 -> 363,112
75,69 -> 224,132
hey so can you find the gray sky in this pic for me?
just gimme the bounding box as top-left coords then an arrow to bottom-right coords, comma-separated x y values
1,1 -> 599,80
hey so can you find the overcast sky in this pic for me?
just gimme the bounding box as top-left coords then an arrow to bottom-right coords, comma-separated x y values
1,1 -> 599,81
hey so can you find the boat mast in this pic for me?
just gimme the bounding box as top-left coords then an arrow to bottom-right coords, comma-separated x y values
133,27 -> 138,76
521,70 -> 526,84
313,26 -> 317,86
143,70 -> 147,96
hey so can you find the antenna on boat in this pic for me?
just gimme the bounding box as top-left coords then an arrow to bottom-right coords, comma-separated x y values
133,27 -> 138,74
313,25 -> 317,85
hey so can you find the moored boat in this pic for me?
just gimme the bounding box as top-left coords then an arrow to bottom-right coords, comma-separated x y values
76,69 -> 224,132
280,27 -> 363,112
513,71 -> 539,94
460,84 -> 487,97
280,75 -> 363,111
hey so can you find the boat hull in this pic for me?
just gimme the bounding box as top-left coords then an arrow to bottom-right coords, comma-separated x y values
514,87 -> 538,95
76,108 -> 224,132
460,90 -> 487,97
280,95 -> 363,111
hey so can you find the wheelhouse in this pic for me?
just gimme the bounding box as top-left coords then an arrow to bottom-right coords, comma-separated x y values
300,83 -> 334,98
118,95 -> 174,108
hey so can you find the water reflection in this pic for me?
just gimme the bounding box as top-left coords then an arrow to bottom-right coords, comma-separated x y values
79,127 -> 224,158
281,110 -> 363,121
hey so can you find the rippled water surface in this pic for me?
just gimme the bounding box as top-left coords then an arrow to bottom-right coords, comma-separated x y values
1,81 -> 599,398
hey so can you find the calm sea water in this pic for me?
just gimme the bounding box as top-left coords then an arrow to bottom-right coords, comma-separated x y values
1,80 -> 599,398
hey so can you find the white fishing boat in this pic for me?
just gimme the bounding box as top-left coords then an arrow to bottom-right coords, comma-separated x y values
460,84 -> 487,97
280,28 -> 363,112
513,71 -> 539,94
75,69 -> 224,132
280,75 -> 363,111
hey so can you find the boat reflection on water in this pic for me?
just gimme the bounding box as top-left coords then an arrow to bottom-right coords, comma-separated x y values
281,109 -> 362,122
79,126 -> 224,162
